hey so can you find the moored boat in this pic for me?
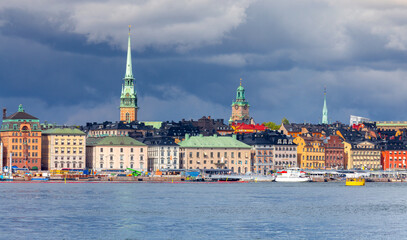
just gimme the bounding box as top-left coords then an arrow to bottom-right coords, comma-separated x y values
275,168 -> 311,182
346,178 -> 365,186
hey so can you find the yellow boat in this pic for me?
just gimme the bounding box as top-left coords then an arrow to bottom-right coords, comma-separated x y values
346,178 -> 365,186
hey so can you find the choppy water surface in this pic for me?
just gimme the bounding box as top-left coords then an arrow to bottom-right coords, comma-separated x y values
0,182 -> 406,240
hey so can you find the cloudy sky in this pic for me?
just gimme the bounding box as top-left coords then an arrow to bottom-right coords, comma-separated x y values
1,0 -> 407,125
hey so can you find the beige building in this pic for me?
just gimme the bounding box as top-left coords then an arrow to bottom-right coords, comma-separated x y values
179,134 -> 252,173
344,140 -> 381,170
86,136 -> 147,171
42,128 -> 86,170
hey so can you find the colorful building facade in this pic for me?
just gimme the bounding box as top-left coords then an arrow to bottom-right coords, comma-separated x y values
179,134 -> 251,173
86,136 -> 147,171
294,136 -> 325,169
324,135 -> 345,169
120,28 -> 138,123
0,105 -> 42,170
41,128 -> 86,170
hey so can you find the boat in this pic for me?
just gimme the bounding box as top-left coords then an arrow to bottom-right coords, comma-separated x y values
345,178 -> 365,186
275,168 -> 311,182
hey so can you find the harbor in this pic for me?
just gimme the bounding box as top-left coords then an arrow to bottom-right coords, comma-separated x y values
2,168 -> 407,183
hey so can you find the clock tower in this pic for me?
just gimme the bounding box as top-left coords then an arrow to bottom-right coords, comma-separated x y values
229,79 -> 251,124
120,26 -> 138,123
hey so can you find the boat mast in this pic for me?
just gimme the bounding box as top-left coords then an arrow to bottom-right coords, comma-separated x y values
9,152 -> 12,179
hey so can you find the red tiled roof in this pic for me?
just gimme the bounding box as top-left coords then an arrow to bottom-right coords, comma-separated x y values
232,123 -> 268,131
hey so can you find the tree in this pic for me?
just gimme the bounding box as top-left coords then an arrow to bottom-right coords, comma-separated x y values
281,117 -> 290,125
263,122 -> 281,130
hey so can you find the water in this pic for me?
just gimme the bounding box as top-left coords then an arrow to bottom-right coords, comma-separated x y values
0,182 -> 406,240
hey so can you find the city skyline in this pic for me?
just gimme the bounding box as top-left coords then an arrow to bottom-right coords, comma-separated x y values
1,1 -> 407,125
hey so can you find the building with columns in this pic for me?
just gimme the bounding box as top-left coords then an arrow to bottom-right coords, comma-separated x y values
229,79 -> 252,124
120,27 -> 138,123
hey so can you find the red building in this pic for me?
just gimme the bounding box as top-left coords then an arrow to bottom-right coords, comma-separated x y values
324,135 -> 345,169
381,142 -> 407,170
231,123 -> 268,133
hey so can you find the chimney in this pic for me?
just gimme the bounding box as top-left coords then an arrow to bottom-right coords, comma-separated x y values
2,108 -> 6,119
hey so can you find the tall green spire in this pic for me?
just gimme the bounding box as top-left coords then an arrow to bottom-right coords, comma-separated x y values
120,26 -> 138,109
322,87 -> 328,124
125,26 -> 134,79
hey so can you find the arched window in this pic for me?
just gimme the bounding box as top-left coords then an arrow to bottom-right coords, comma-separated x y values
125,112 -> 130,122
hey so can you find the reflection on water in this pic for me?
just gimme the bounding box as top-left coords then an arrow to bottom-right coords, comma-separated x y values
0,182 -> 406,240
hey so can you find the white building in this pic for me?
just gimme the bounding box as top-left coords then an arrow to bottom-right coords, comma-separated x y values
86,136 -> 147,171
141,136 -> 179,171
350,115 -> 370,125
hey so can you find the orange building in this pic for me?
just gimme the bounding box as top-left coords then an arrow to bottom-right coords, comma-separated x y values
294,136 -> 325,169
0,105 -> 42,170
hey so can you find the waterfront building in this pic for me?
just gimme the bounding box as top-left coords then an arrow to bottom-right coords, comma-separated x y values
86,136 -> 147,171
41,128 -> 86,170
324,135 -> 345,169
379,141 -> 407,170
120,28 -> 138,123
0,105 -> 42,170
179,134 -> 251,173
343,140 -> 381,170
139,135 -> 179,171
237,131 -> 297,174
229,79 -> 252,124
294,136 -> 325,169
322,88 -> 328,124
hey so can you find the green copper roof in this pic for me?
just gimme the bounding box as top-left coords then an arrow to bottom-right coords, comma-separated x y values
143,121 -> 162,129
179,135 -> 251,149
87,136 -> 146,146
42,128 -> 85,135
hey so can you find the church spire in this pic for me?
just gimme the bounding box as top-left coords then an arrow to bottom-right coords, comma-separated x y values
125,25 -> 134,79
322,87 -> 328,124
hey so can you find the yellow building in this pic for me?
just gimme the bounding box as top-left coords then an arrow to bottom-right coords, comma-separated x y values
343,140 -> 381,170
42,128 -> 86,170
294,136 -> 325,169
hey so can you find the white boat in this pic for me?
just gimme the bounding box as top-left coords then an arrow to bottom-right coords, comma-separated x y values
275,168 -> 311,182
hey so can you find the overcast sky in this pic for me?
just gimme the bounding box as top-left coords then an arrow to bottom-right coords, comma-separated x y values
1,0 -> 407,125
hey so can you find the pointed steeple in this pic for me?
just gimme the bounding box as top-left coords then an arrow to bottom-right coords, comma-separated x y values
125,25 -> 134,79
322,87 -> 328,124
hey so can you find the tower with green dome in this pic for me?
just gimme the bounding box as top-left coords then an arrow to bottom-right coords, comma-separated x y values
120,26 -> 138,123
229,79 -> 251,124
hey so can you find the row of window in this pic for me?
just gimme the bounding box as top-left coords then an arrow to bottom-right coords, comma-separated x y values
99,163 -> 142,169
100,148 -> 143,153
189,160 -> 248,165
186,151 -> 248,158
55,139 -> 83,145
303,162 -> 325,168
54,156 -> 83,161
11,138 -> 39,143
11,131 -> 39,136
305,148 -> 324,152
352,151 -> 380,155
11,159 -> 38,163
10,152 -> 39,157
99,155 -> 143,161
55,148 -> 83,154
54,162 -> 82,169
304,155 -> 325,161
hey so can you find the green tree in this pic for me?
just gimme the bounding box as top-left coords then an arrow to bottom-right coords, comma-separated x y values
263,122 -> 281,130
281,117 -> 290,125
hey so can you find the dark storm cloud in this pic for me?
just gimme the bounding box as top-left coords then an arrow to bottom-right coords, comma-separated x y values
1,0 -> 407,125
